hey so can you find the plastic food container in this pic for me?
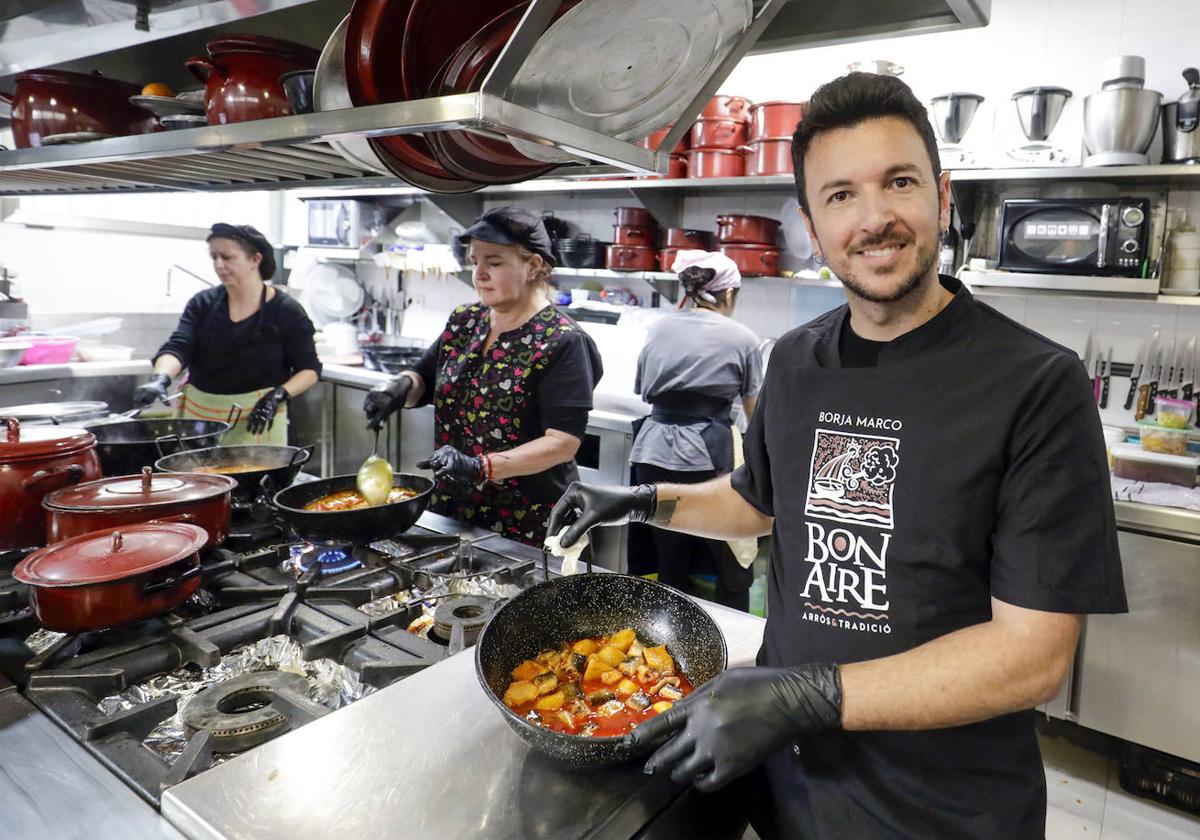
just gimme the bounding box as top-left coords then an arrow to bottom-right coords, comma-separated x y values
1111,442 -> 1200,487
1154,396 -> 1194,429
1137,420 -> 1191,455
20,336 -> 78,365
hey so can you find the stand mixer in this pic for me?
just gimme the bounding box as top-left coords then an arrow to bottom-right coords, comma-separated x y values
929,93 -> 985,167
1084,55 -> 1162,166
1009,86 -> 1072,164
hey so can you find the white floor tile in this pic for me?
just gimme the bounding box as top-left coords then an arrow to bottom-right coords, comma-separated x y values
1041,733 -> 1111,827
1047,802 -> 1103,839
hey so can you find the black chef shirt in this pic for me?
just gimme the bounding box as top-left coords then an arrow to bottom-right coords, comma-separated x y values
838,313 -> 887,368
155,286 -> 321,394
731,275 -> 1127,838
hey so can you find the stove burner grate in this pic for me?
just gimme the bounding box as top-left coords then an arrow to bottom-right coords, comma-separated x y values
181,670 -> 328,752
429,596 -> 495,653
293,544 -> 363,576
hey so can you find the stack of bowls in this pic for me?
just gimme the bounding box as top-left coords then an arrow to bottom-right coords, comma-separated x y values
745,102 -> 806,176
688,95 -> 752,178
607,207 -> 659,271
558,235 -> 608,269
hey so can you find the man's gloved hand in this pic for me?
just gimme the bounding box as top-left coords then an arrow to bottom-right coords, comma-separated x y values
631,663 -> 842,793
417,445 -> 483,486
247,386 -> 288,435
363,375 -> 413,431
546,482 -> 658,548
132,373 -> 171,408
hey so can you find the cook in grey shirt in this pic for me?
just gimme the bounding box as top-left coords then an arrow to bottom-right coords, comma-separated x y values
631,307 -> 763,471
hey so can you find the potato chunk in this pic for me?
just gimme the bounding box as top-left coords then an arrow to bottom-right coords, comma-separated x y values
583,656 -> 609,682
608,628 -> 637,653
503,680 -> 539,707
616,677 -> 639,697
599,669 -> 623,686
642,644 -> 674,675
572,638 -> 599,655
651,701 -> 674,714
597,646 -> 626,668
511,660 -> 542,682
535,691 -> 565,711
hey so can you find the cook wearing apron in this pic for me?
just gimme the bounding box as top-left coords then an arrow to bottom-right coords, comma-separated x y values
629,250 -> 762,611
362,207 -> 602,546
546,73 -> 1128,838
133,223 -> 321,447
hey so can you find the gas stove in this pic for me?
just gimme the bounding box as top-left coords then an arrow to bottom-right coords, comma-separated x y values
0,508 -> 557,808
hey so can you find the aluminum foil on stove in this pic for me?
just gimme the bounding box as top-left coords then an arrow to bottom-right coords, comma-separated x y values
96,634 -> 374,764
24,628 -> 66,655
357,576 -> 521,638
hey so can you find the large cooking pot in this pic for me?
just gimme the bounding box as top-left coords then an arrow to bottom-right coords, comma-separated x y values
43,467 -> 236,545
748,101 -> 807,141
155,444 -> 313,500
744,139 -> 795,176
476,573 -> 727,766
636,124 -> 689,154
0,418 -> 102,551
614,207 -> 655,227
720,243 -> 780,277
665,228 -> 716,249
701,94 -> 752,122
606,245 -> 658,272
687,147 -> 746,179
690,117 -> 748,149
716,214 -> 781,245
612,224 -> 657,247
272,473 -> 433,544
187,35 -> 321,125
0,69 -> 157,148
15,523 -> 207,633
0,401 -> 110,426
83,417 -> 231,477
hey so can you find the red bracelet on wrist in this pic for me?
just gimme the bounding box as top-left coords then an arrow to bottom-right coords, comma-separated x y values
484,453 -> 495,483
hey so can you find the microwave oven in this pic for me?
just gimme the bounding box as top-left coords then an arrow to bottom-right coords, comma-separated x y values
997,198 -> 1151,278
307,199 -> 376,248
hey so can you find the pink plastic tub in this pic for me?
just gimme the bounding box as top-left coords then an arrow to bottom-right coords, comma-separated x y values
20,337 -> 78,365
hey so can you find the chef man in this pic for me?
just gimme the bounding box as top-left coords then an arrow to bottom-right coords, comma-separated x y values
547,72 -> 1128,838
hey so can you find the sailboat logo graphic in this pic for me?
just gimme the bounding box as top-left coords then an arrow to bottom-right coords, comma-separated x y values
805,429 -> 900,529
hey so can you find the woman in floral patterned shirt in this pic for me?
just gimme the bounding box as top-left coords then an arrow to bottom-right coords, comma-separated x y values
363,207 -> 603,546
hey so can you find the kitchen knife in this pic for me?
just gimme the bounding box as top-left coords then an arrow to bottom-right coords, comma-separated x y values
1186,337 -> 1198,402
1163,339 -> 1181,399
1126,331 -> 1157,411
1100,346 -> 1112,409
1147,342 -> 1165,411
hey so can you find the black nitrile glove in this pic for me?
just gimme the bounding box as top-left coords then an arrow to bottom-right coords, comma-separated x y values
133,373 -> 171,408
364,375 -> 413,431
631,663 -> 842,793
417,445 -> 483,486
247,386 -> 288,434
546,482 -> 658,547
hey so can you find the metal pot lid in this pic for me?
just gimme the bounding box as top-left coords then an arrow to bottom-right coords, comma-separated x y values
1012,86 -> 1072,98
0,417 -> 95,462
506,0 -> 752,146
14,522 -> 207,587
0,401 -> 108,422
44,466 -> 236,510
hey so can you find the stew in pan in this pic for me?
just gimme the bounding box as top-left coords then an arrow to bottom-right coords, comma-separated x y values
303,486 -> 420,512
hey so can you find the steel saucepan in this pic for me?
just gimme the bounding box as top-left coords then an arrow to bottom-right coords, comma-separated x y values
272,473 -> 433,544
155,444 -> 313,500
84,417 -> 233,477
476,573 -> 728,766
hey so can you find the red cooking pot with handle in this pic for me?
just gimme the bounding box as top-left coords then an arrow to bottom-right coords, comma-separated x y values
0,417 -> 102,550
637,124 -> 689,155
0,70 -> 157,148
15,522 -> 207,633
187,34 -> 321,125
744,139 -> 795,176
687,147 -> 746,179
614,206 -> 655,227
716,214 -> 781,245
701,95 -> 753,122
748,101 -> 807,142
665,228 -> 716,249
43,467 -> 235,545
690,117 -> 748,149
606,245 -> 658,272
658,247 -> 682,272
613,224 -> 657,246
720,243 -> 780,276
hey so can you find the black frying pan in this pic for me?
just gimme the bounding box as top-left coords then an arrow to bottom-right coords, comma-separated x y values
475,573 -> 728,766
84,418 -> 231,477
271,473 -> 433,544
155,444 -> 313,499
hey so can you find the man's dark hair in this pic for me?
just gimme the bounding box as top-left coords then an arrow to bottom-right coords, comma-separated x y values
791,72 -> 941,216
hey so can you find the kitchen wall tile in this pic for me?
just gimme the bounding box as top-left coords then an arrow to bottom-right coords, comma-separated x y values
1095,299 -> 1174,368
973,291 -> 1028,323
1023,296 -> 1101,357
1127,0 -> 1200,28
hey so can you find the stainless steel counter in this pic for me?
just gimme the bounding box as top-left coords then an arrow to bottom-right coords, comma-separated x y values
0,359 -> 151,385
160,602 -> 765,840
1113,499 -> 1200,545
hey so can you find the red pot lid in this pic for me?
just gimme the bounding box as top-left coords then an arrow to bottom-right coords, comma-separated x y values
15,69 -> 141,94
0,417 -> 95,463
43,466 -> 236,511
15,522 -> 207,587
749,100 -> 807,110
207,34 -> 321,64
720,243 -> 779,252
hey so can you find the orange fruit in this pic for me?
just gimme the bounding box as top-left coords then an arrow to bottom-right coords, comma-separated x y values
141,82 -> 173,97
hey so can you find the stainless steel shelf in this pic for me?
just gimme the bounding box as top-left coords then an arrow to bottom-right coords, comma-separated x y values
549,266 -> 839,287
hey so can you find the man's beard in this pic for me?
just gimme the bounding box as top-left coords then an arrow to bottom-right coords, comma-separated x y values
830,237 -> 939,304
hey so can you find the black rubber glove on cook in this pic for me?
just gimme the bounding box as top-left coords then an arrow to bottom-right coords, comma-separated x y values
363,375 -> 413,431
247,386 -> 288,434
546,482 -> 658,547
132,373 -> 171,408
631,663 -> 842,793
417,445 -> 483,486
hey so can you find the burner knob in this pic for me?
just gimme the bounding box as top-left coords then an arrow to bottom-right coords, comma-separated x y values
1121,206 -> 1145,227
1121,238 -> 1139,254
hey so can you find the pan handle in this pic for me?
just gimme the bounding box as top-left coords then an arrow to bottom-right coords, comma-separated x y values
225,404 -> 245,427
142,562 -> 201,595
289,444 -> 315,468
154,433 -> 184,458
23,464 -> 84,492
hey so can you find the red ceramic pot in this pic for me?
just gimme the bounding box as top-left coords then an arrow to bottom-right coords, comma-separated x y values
613,224 -> 657,246
716,214 -> 781,245
701,95 -> 753,122
744,139 -> 795,176
720,243 -> 780,276
606,245 -> 658,272
187,35 -> 321,125
637,154 -> 688,180
0,418 -> 102,550
0,70 -> 157,149
687,147 -> 746,179
748,101 -> 807,141
43,467 -> 235,546
665,228 -> 716,249
658,247 -> 682,272
689,117 -> 747,149
614,206 -> 654,227
15,523 -> 207,633
637,124 -> 689,154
